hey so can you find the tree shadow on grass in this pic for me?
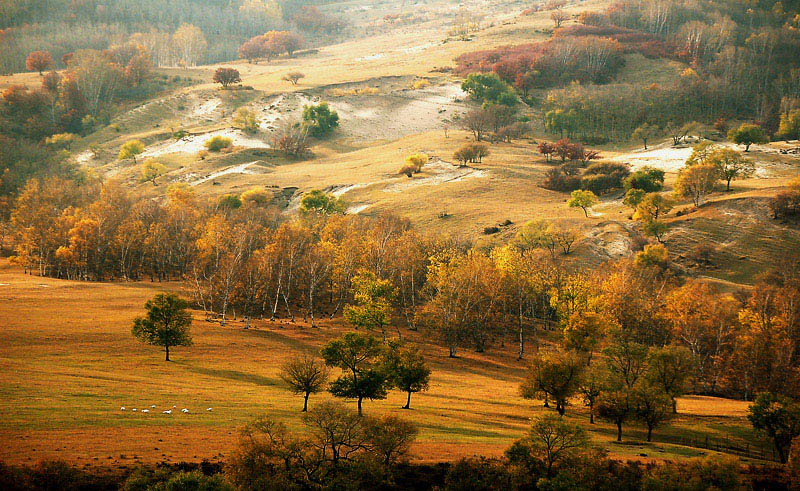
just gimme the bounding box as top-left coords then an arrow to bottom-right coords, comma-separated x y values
180,364 -> 279,387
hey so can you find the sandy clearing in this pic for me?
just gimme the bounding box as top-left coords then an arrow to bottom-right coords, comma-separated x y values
189,161 -> 264,187
609,144 -> 693,172
74,150 -> 93,165
190,98 -> 222,121
141,129 -> 269,157
383,159 -> 486,193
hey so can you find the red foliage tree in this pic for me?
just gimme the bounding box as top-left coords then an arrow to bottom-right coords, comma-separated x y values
26,51 -> 53,75
212,68 -> 241,88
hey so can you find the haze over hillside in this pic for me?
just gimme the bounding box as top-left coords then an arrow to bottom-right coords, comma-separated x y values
1,0 -> 800,489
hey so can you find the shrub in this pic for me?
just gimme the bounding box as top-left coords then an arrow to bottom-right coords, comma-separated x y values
582,161 -> 630,194
240,187 -> 271,206
453,143 -> 489,165
398,164 -> 417,177
405,153 -> 428,172
204,135 -> 233,152
232,107 -> 259,133
624,166 -> 664,192
302,102 -> 339,136
271,122 -> 309,157
282,71 -> 306,85
542,167 -> 581,192
771,190 -> 800,220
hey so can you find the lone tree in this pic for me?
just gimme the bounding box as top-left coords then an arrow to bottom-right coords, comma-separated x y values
568,190 -> 598,217
633,383 -> 672,441
26,50 -> 52,75
646,345 -> 693,414
707,148 -> 755,191
302,102 -> 339,136
282,72 -> 305,85
213,67 -> 241,88
728,123 -> 768,152
279,356 -> 330,411
131,292 -> 193,361
140,159 -> 167,185
382,343 -> 431,409
119,139 -> 145,164
632,123 -> 658,150
321,332 -> 388,415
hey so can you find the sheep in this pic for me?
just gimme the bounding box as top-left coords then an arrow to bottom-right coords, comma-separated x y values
120,407 -> 125,411
163,410 -> 172,415
150,405 -> 156,408
132,408 -> 137,412
207,408 -> 213,412
142,409 -> 149,413
182,408 -> 189,413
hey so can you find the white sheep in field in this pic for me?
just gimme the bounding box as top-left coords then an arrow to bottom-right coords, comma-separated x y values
182,408 -> 189,413
163,410 -> 172,414
132,408 -> 137,412
150,405 -> 156,408
207,408 -> 213,412
120,407 -> 125,411
142,409 -> 149,413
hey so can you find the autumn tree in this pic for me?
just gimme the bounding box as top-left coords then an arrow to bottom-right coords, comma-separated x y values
172,23 -> 207,67
279,356 -> 330,411
131,292 -> 193,361
563,312 -> 608,364
299,190 -> 345,216
728,123 -> 768,152
624,166 -> 665,192
382,343 -> 431,409
521,347 -> 585,415
140,159 -> 166,185
596,384 -> 634,442
633,383 -> 672,441
707,148 -> 754,191
283,72 -> 305,85
632,123 -> 658,150
302,102 -> 339,136
344,270 -> 395,340
232,107 -> 259,133
119,139 -> 145,163
26,51 -> 52,75
674,163 -> 717,207
213,67 -> 241,88
321,332 -> 388,415
568,190 -> 598,217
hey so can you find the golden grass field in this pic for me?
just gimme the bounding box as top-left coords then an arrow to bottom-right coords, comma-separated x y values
0,259 -> 775,468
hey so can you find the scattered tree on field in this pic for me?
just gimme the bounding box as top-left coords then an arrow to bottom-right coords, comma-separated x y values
382,343 -> 431,409
632,123 -> 658,150
321,332 -> 388,415
748,392 -> 800,464
140,159 -> 167,185
232,107 -> 259,133
26,51 -> 52,75
279,355 -> 330,411
646,345 -> 693,414
728,124 -> 768,152
521,347 -> 584,415
204,136 -> 233,152
299,190 -> 345,216
513,413 -> 588,478
213,67 -> 241,88
131,292 -> 193,361
633,383 -> 672,441
674,163 -> 717,206
282,72 -> 305,85
344,270 -> 395,340
302,102 -> 339,136
707,148 -> 754,191
568,190 -> 598,217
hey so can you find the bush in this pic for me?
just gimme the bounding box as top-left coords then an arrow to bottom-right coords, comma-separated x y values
212,67 -> 241,88
282,71 -> 305,85
302,102 -> 339,136
204,136 -> 233,152
771,190 -> 800,220
542,167 -> 581,192
405,153 -> 428,173
232,107 -> 259,133
271,122 -> 309,157
624,166 -> 664,192
398,164 -> 418,177
581,161 -> 630,194
454,143 -> 489,165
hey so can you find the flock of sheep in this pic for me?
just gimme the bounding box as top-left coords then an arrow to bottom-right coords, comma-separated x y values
119,405 -> 213,414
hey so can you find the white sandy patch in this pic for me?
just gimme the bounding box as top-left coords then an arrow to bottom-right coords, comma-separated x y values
399,43 -> 437,54
190,98 -> 222,120
142,129 -> 268,157
348,204 -> 370,214
356,54 -> 385,62
75,150 -> 93,165
253,93 -> 319,132
609,144 -> 693,172
383,159 -> 486,193
190,161 -> 263,187
329,183 -> 370,197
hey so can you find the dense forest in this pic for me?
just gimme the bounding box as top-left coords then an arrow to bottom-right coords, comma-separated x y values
0,0 -> 347,73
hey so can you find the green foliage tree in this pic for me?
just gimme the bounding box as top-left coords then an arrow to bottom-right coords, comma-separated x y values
321,332 -> 388,415
674,163 -> 717,207
299,189 -> 345,216
461,72 -> 517,106
728,123 -> 768,152
776,109 -> 800,141
382,343 -> 431,409
563,312 -> 608,364
520,347 -> 584,415
646,345 -> 694,414
45,133 -> 77,151
522,413 -> 589,477
748,392 -> 800,463
131,292 -> 193,361
579,369 -> 603,424
707,148 -> 754,191
568,189 -> 598,217
596,385 -> 634,442
624,166 -> 665,192
633,383 -> 672,441
302,102 -> 339,136
119,139 -> 145,163
344,270 -> 395,340
622,188 -> 646,211
634,193 -> 674,222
